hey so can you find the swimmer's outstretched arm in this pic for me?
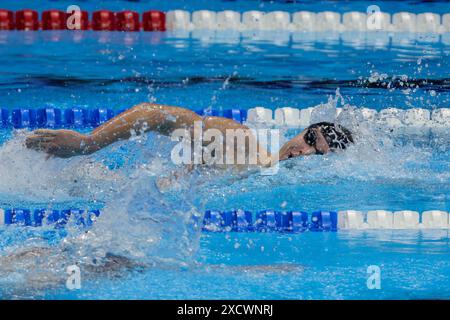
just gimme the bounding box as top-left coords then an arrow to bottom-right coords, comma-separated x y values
26,102 -> 274,166
26,103 -> 202,158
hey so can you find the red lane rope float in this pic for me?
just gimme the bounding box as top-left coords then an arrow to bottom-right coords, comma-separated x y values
0,9 -> 167,31
92,9 -> 116,31
42,10 -> 66,30
0,9 -> 14,30
43,9 -> 90,30
15,9 -> 40,31
116,10 -> 140,31
143,10 -> 166,31
70,10 -> 90,30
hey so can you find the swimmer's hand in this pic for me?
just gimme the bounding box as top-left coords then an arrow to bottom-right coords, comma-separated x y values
25,129 -> 96,158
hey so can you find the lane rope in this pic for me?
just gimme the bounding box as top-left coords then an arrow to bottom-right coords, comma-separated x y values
1,107 -> 449,129
0,9 -> 449,33
0,208 -> 448,231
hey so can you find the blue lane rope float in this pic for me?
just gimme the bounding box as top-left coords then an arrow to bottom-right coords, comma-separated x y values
0,107 -> 248,128
0,208 -> 101,228
1,108 -> 121,129
1,208 -> 449,231
0,208 -> 334,232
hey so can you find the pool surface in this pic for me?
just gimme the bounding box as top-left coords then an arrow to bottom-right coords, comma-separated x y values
0,0 -> 449,300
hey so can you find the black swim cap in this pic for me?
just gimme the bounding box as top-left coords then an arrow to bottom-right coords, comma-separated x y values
306,122 -> 354,150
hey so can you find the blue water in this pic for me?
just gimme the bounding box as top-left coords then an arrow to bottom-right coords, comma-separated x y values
31,231 -> 450,299
0,31 -> 449,110
0,0 -> 449,299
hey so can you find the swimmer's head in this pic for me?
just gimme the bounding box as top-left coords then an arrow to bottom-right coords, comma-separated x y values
279,122 -> 354,160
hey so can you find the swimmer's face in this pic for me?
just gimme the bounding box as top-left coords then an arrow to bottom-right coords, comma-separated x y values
278,128 -> 330,160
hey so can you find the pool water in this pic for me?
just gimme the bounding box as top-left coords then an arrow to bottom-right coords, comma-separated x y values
0,0 -> 449,299
18,231 -> 450,300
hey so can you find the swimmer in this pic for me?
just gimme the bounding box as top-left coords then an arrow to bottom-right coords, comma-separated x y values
18,103 -> 352,294
25,103 -> 353,164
